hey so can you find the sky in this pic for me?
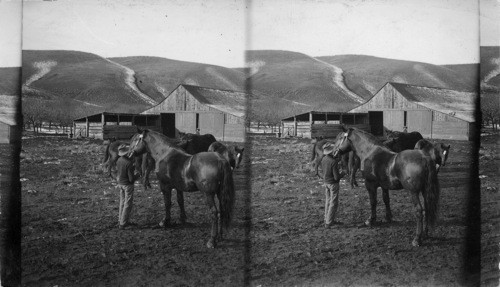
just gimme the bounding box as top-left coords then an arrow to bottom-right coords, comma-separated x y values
0,0 -> 498,68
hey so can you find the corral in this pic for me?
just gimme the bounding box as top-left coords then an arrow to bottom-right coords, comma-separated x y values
280,111 -> 370,138
349,82 -> 477,140
142,84 -> 246,142
73,112 -> 161,140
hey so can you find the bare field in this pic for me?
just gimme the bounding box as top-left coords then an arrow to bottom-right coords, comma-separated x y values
20,133 -> 498,286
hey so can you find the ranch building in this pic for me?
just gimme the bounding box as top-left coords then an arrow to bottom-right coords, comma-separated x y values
141,84 -> 246,142
280,111 -> 370,139
348,82 -> 477,140
73,112 -> 161,140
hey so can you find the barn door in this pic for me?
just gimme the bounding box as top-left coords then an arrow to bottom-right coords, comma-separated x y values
199,112 -> 224,140
407,110 -> 432,138
175,112 -> 197,135
383,110 -> 405,134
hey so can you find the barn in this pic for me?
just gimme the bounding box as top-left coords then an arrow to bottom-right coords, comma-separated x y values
348,82 -> 477,140
0,95 -> 20,144
280,111 -> 370,139
141,84 -> 246,142
73,112 -> 161,140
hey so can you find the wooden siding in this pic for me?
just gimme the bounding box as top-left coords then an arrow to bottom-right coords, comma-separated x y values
175,113 -> 197,134
383,110 -> 405,132
407,110 -> 432,137
0,123 -> 20,144
431,121 -> 469,140
102,125 -> 159,140
199,112 -> 224,139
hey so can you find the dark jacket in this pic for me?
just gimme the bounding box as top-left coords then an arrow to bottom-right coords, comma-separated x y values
115,156 -> 138,186
321,155 -> 344,184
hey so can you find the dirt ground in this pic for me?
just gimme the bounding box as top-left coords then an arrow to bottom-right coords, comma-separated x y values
20,132 -> 498,286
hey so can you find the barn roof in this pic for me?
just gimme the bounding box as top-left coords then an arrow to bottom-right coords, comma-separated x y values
0,95 -> 18,126
389,83 -> 476,122
181,85 -> 246,118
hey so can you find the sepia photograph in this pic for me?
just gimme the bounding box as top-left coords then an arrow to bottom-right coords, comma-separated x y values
0,0 -> 498,286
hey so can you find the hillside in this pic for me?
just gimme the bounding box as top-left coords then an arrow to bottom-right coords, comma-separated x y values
247,50 -> 366,115
22,50 -> 156,115
109,56 -> 246,102
317,54 -> 478,98
480,46 -> 500,91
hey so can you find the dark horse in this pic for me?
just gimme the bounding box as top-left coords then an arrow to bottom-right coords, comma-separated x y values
102,139 -> 126,178
310,138 -> 360,188
178,132 -> 217,154
128,129 -> 235,248
208,141 -> 245,170
383,130 -> 424,152
415,139 -> 450,173
333,127 -> 440,246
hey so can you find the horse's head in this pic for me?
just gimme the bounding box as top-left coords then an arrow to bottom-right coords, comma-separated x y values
332,127 -> 353,157
440,143 -> 451,167
234,147 -> 245,169
128,129 -> 148,157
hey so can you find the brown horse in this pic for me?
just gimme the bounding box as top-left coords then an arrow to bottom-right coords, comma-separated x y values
102,139 -> 127,178
128,129 -> 235,248
414,139 -> 450,173
178,132 -> 217,154
310,138 -> 360,188
333,127 -> 440,247
383,130 -> 424,152
208,141 -> 244,170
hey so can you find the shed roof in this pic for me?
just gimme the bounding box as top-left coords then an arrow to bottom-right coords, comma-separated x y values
74,112 -> 159,122
282,111 -> 368,121
0,95 -> 18,126
389,83 -> 476,122
177,85 -> 246,118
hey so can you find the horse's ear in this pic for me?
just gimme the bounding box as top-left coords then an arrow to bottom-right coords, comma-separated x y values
341,125 -> 348,132
136,126 -> 143,134
442,144 -> 450,150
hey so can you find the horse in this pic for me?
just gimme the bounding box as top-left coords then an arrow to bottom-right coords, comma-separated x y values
102,138 -> 127,178
128,129 -> 235,248
208,141 -> 245,170
332,127 -> 440,247
414,139 -> 450,173
383,130 -> 424,152
310,138 -> 360,189
178,132 -> 217,154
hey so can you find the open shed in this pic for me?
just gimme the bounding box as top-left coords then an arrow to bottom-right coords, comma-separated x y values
349,82 -> 477,140
0,95 -> 20,144
281,111 -> 370,139
73,112 -> 161,140
141,84 -> 246,142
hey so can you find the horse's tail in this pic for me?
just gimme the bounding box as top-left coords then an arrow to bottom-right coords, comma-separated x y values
310,142 -> 317,161
103,142 -> 111,164
219,160 -> 235,229
424,157 -> 440,227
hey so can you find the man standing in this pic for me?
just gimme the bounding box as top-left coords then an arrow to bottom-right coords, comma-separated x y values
115,144 -> 140,230
321,142 -> 346,228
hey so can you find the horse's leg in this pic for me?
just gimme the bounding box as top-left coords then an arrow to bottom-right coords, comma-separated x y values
158,182 -> 172,228
364,182 -> 378,227
410,191 -> 424,247
204,193 -> 219,248
382,188 -> 393,222
176,189 -> 187,224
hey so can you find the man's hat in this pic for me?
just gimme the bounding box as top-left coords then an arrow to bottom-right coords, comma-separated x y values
118,144 -> 129,157
322,142 -> 334,155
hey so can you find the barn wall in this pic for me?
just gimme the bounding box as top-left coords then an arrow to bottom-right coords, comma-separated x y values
431,121 -> 469,140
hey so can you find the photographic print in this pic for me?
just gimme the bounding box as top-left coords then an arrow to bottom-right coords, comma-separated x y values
0,0 -> 497,286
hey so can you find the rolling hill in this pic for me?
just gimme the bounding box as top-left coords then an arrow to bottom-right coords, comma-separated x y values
109,56 -> 246,103
22,50 -> 156,115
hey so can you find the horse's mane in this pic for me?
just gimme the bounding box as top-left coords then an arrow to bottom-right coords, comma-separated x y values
351,128 -> 392,152
145,130 -> 186,150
